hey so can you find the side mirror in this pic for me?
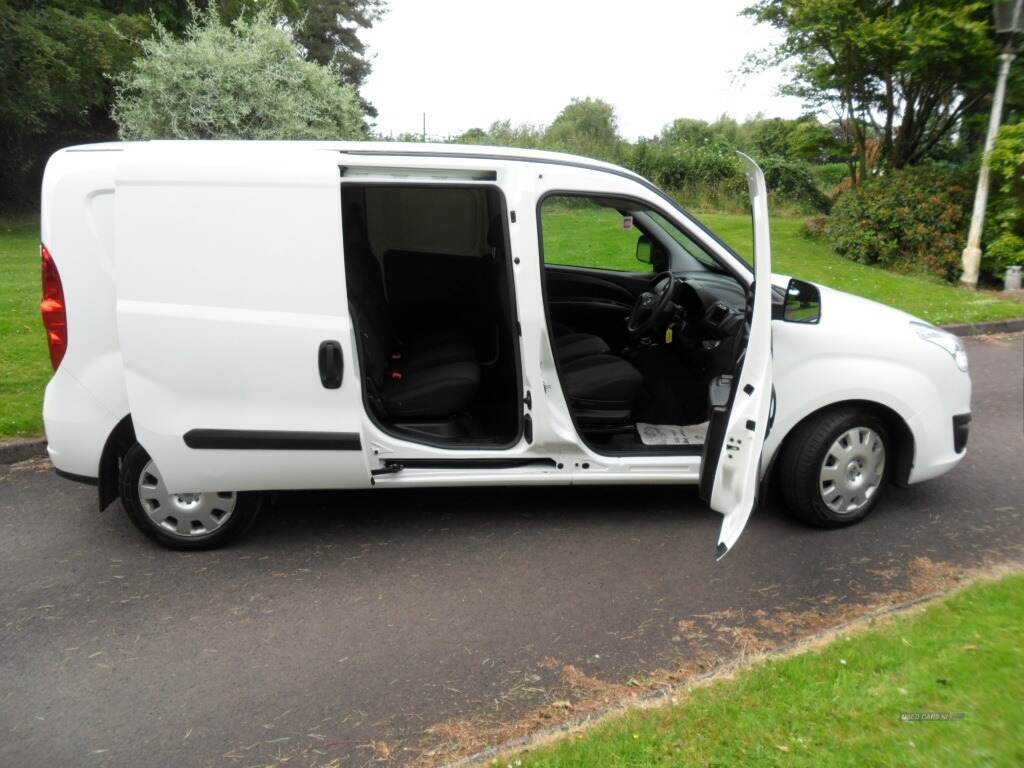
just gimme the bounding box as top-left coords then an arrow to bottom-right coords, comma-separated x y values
636,235 -> 653,265
783,278 -> 821,323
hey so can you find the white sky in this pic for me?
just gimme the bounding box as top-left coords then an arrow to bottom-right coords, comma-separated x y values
361,0 -> 807,140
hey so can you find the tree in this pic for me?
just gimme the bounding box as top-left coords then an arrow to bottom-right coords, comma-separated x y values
785,117 -> 844,162
745,0 -> 999,180
984,121 -> 1024,276
486,119 -> 544,148
734,115 -> 842,162
457,127 -> 488,143
112,8 -> 367,140
544,97 -> 623,161
660,118 -> 719,148
290,0 -> 385,113
0,1 -> 148,209
151,1 -> 388,114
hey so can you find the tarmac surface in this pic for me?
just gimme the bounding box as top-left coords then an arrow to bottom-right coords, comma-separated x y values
1,333 -> 1021,767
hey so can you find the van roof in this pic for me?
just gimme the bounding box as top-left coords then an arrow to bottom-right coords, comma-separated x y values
62,140 -> 642,180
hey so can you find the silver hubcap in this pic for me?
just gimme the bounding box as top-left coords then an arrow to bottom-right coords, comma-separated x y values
819,427 -> 885,515
137,460 -> 236,538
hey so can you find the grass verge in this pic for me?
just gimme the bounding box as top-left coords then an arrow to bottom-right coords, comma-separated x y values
1,216 -> 49,437
703,214 -> 1024,326
508,572 -> 1024,767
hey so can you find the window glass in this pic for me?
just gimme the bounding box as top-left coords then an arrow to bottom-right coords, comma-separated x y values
540,194 -> 725,274
540,196 -> 648,272
646,211 -> 723,271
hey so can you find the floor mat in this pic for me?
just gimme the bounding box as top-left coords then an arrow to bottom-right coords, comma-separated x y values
636,421 -> 708,447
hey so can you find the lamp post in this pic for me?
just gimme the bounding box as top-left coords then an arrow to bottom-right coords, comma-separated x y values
961,0 -> 1024,289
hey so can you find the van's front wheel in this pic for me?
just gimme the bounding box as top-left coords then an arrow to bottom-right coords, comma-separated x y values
119,443 -> 260,550
778,408 -> 889,528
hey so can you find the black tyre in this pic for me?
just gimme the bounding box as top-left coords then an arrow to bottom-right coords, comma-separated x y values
778,408 -> 889,528
119,443 -> 261,550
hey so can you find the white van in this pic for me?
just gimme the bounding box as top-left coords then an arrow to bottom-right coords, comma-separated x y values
39,142 -> 971,554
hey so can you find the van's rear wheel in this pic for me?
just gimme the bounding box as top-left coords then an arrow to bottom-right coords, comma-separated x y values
119,443 -> 260,550
778,408 -> 889,528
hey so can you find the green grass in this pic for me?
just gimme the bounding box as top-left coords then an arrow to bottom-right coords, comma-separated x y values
542,204 -> 647,272
704,214 -> 1024,325
0,216 -> 48,437
542,206 -> 1024,325
516,573 -> 1024,767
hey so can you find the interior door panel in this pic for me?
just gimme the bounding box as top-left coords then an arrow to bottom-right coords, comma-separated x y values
544,265 -> 653,350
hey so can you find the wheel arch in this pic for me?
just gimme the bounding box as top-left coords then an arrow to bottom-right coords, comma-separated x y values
767,399 -> 915,490
98,414 -> 136,511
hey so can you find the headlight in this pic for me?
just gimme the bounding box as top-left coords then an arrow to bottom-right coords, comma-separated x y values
911,322 -> 968,372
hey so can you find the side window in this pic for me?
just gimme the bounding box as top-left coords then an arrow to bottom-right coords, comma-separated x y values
540,195 -> 650,272
647,211 -> 723,272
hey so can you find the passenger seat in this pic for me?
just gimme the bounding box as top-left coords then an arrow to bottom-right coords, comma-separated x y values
560,354 -> 643,428
550,321 -> 611,362
554,332 -> 610,362
548,323 -> 642,428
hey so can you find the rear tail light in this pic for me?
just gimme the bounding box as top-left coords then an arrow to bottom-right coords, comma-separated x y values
40,244 -> 67,370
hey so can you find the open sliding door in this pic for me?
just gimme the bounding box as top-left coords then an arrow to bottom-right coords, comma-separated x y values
114,145 -> 369,493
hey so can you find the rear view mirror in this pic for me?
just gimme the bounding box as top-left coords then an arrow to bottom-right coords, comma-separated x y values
636,236 -> 653,265
783,278 -> 821,323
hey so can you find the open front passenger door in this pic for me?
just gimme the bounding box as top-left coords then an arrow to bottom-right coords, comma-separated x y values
699,154 -> 774,560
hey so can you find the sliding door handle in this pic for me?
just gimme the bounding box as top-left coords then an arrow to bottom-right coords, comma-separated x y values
318,340 -> 343,389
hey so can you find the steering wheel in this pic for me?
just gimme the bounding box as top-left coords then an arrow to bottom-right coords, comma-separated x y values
626,271 -> 680,336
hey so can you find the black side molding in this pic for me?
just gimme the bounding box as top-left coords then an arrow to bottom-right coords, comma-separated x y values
55,467 -> 99,486
184,430 -> 361,451
372,457 -> 557,475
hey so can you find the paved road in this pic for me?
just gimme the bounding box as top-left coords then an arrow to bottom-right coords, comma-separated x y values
2,334 -> 1022,768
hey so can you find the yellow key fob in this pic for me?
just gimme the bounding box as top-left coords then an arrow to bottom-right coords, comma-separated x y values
664,327 -> 674,344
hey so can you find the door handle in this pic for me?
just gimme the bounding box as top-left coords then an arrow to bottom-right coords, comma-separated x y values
318,340 -> 343,389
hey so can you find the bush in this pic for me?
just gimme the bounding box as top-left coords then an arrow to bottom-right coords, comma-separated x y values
113,9 -> 366,140
826,165 -> 973,281
543,98 -> 625,163
759,156 -> 831,212
644,141 -> 739,191
811,162 -> 851,192
984,122 -> 1024,277
802,215 -> 829,238
626,142 -> 830,214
